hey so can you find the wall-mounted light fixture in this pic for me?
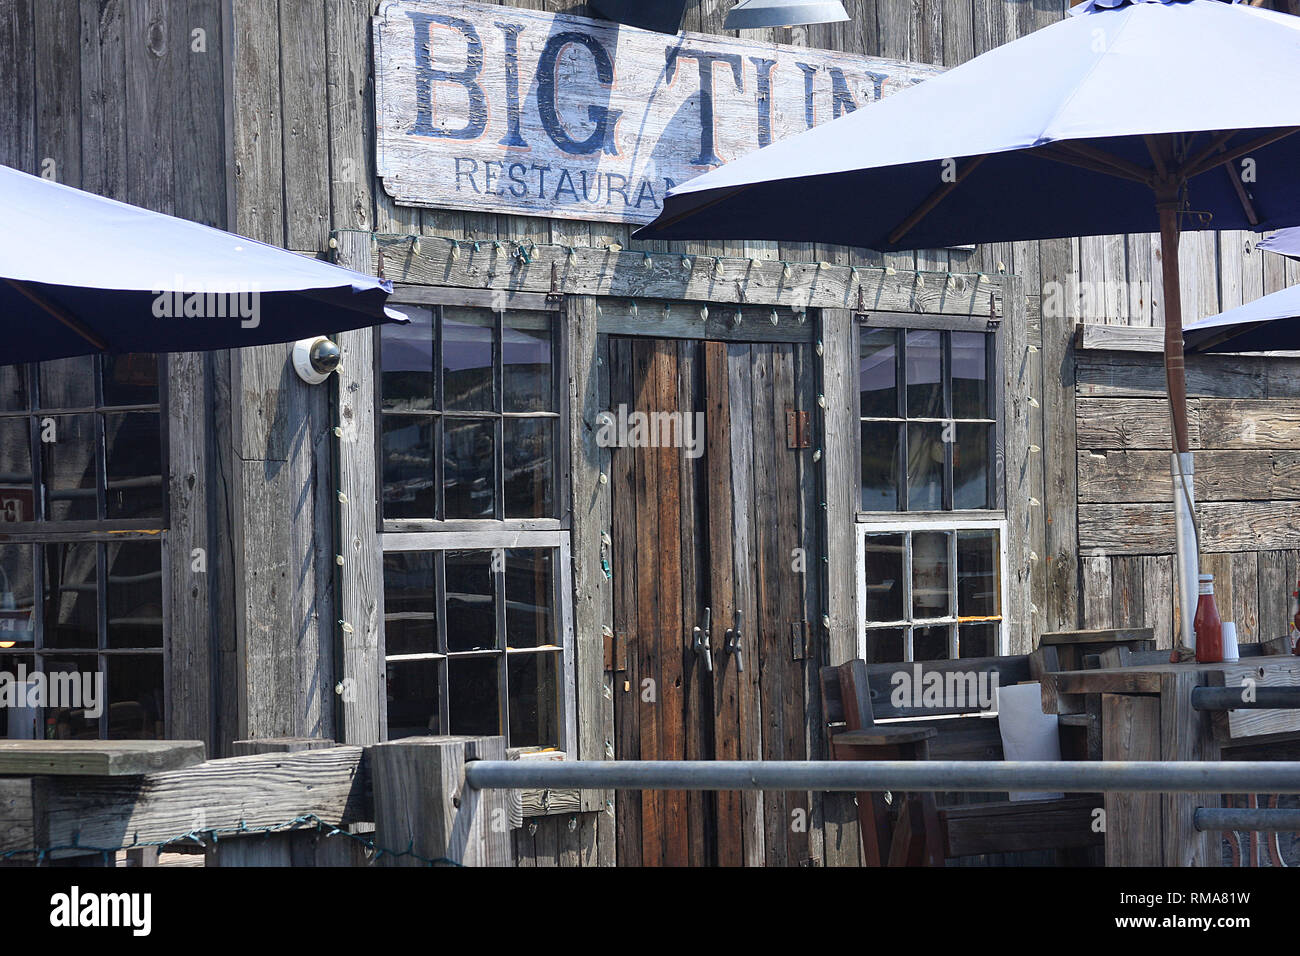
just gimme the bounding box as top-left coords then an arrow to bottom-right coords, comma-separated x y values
724,0 -> 849,30
292,336 -> 343,384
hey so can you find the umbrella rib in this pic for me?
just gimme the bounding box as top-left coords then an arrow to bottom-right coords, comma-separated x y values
645,183 -> 754,232
1046,141 -> 1154,186
886,154 -> 987,246
1178,127 -> 1300,181
5,279 -> 110,351
1028,145 -> 1150,185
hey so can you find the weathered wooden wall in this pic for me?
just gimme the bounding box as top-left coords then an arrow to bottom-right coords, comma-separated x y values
1074,343 -> 1300,648
0,0 -> 237,755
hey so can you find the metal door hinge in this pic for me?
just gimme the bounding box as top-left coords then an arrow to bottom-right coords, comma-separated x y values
786,409 -> 811,449
790,620 -> 811,661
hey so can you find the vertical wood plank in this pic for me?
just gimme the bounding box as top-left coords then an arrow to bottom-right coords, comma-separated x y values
1102,693 -> 1161,866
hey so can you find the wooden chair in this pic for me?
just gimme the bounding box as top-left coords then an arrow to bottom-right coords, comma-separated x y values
822,657 -> 1103,865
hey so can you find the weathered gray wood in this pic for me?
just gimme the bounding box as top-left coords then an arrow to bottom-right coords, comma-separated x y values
324,0 -> 373,232
125,0 -> 174,210
1041,628 -> 1156,645
1160,670 -> 1219,867
230,0 -> 283,245
1002,276 -> 1033,653
166,350 -> 213,748
33,746 -> 368,857
370,736 -> 513,867
372,0 -> 942,226
374,237 -> 1005,315
1078,449 -> 1300,503
1076,353 -> 1281,400
279,0 -> 330,249
821,310 -> 858,667
598,302 -> 814,343
1207,659 -> 1300,741
335,230 -> 385,745
0,0 -> 37,174
0,740 -> 205,776
569,297 -> 614,845
1040,236 -> 1079,632
1076,397 -> 1200,449
230,737 -> 337,756
1075,323 -> 1164,353
1102,692 -> 1161,866
1080,501 -> 1300,554
0,778 -> 36,853
33,0 -> 81,188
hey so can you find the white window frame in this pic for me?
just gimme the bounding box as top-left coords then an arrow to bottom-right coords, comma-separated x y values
855,515 -> 1009,661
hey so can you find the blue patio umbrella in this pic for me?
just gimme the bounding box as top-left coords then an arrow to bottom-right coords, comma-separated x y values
0,164 -> 403,365
1186,229 -> 1300,352
638,0 -> 1300,651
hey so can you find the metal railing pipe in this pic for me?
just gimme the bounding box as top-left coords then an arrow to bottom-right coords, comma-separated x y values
1190,685 -> 1300,711
1194,807 -> 1300,832
463,759 -> 1300,794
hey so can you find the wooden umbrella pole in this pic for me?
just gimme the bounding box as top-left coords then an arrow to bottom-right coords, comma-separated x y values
1156,198 -> 1190,455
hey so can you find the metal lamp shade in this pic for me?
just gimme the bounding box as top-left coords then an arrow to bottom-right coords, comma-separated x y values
723,0 -> 850,29
589,0 -> 692,34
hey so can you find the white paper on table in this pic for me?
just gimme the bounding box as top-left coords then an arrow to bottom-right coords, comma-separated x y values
995,681 -> 1063,802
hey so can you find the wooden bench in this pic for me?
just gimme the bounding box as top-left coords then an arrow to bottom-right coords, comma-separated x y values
821,657 -> 1103,865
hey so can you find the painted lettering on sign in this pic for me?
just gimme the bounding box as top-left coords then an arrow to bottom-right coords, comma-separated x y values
374,0 -> 943,225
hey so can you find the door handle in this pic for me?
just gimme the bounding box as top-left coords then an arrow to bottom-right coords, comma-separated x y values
692,607 -> 713,672
725,609 -> 745,672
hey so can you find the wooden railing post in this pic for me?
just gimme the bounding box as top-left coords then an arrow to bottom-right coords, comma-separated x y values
369,736 -> 514,867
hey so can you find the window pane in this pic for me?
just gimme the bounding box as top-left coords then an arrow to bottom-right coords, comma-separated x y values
39,356 -> 95,409
0,365 -> 30,412
383,551 -> 438,655
959,622 -> 997,659
0,654 -> 37,738
106,542 -> 162,648
0,544 -> 35,648
105,412 -> 163,519
107,655 -> 163,739
913,624 -> 951,662
911,531 -> 951,620
444,418 -> 495,519
953,422 -> 991,510
957,529 -> 1001,618
43,542 -> 98,649
503,314 -> 553,412
951,332 -> 987,420
442,309 -> 495,411
42,414 -> 98,522
503,417 -> 553,518
508,651 -> 560,748
448,655 -> 499,736
381,415 -> 435,519
39,654 -> 100,738
381,306 -> 436,412
859,328 -> 897,418
445,550 -> 496,652
905,330 -> 943,418
864,628 -> 904,664
386,657 -> 441,739
102,354 -> 159,407
860,421 -> 898,512
862,533 -> 904,622
505,549 -> 553,648
0,419 -> 34,523
905,422 -> 944,511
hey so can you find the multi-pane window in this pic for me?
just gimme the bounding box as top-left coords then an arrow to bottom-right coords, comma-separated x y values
378,300 -> 570,751
859,328 -> 996,511
0,356 -> 165,739
380,305 -> 558,521
858,523 -> 1004,662
857,323 -> 1005,662
383,545 -> 563,747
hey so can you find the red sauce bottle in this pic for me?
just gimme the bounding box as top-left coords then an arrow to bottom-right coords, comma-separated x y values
1194,574 -> 1223,664
1293,581 -> 1300,655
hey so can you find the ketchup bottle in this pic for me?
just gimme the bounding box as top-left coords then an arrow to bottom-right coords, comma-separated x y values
1292,580 -> 1300,655
1194,574 -> 1223,664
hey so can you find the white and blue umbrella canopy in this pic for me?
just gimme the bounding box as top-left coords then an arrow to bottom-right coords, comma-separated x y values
0,164 -> 404,364
638,0 -> 1300,249
1186,228 -> 1300,352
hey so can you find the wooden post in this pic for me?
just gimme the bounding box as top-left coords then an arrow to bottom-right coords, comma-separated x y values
370,736 -> 514,867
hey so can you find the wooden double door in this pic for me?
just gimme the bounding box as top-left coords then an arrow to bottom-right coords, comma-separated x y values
608,336 -> 820,867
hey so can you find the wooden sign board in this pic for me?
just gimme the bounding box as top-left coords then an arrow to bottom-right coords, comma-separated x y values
374,0 -> 943,226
